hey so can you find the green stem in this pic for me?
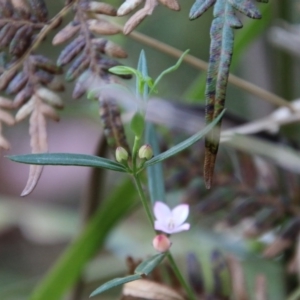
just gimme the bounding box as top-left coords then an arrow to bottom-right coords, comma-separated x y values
167,253 -> 196,300
133,174 -> 153,227
132,136 -> 141,173
132,174 -> 196,300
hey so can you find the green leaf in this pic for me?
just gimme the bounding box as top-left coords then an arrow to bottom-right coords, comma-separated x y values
135,253 -> 166,276
131,113 -> 145,138
8,153 -> 127,172
145,124 -> 165,203
149,49 -> 189,95
90,274 -> 142,297
137,50 -> 149,99
29,178 -> 137,300
145,110 -> 225,167
109,66 -> 139,76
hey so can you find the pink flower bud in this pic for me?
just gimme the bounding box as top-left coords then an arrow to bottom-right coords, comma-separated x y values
152,234 -> 172,253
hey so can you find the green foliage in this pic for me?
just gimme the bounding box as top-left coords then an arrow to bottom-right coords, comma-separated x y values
8,153 -> 127,172
90,253 -> 166,297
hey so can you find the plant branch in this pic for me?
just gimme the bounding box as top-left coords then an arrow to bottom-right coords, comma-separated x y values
112,24 -> 294,111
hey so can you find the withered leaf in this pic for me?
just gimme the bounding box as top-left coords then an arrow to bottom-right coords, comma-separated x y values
65,52 -> 90,81
11,0 -> 31,19
28,0 -> 48,22
0,0 -> 14,17
123,279 -> 185,300
15,96 -> 35,122
52,22 -> 80,46
6,71 -> 29,94
34,69 -> 54,85
117,0 -> 143,16
36,87 -> 63,108
0,23 -> 19,49
57,35 -> 85,66
157,0 -> 180,11
92,38 -> 128,58
9,25 -> 33,57
88,19 -> 121,35
32,55 -> 63,74
0,109 -> 15,125
13,83 -> 34,107
87,1 -> 117,15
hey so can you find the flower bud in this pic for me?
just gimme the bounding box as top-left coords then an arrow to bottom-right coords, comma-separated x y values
152,234 -> 172,253
115,146 -> 128,163
138,144 -> 153,160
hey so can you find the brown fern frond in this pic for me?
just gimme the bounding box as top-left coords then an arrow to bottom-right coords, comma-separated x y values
0,97 -> 14,149
118,0 -> 180,34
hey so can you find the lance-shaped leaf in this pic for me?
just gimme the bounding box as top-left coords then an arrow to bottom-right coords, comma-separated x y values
203,1 -> 235,189
144,110 -> 224,167
8,153 -> 127,172
90,253 -> 166,297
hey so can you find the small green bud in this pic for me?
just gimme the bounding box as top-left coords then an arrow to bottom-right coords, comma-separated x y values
138,144 -> 153,160
115,147 -> 128,163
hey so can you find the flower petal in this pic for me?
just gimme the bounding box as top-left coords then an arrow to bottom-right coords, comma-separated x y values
171,204 -> 189,227
153,201 -> 172,221
154,220 -> 172,234
170,222 -> 190,234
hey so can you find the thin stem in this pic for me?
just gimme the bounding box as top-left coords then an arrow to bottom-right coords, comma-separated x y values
132,136 -> 141,173
132,174 -> 196,300
167,253 -> 196,300
133,174 -> 153,226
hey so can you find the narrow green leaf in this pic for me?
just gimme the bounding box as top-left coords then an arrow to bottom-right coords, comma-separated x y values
145,123 -> 165,203
29,178 -> 137,300
109,66 -> 138,76
145,110 -> 225,167
135,253 -> 166,276
8,153 -> 127,172
90,274 -> 142,297
137,50 -> 149,99
149,50 -> 189,95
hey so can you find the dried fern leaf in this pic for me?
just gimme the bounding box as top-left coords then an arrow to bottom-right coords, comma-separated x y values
13,83 -> 34,107
6,71 -> 29,94
9,25 -> 33,57
36,87 -> 64,108
57,35 -> 85,66
65,52 -> 90,81
92,38 -> 128,58
0,108 -> 14,125
88,19 -> 121,35
157,0 -> 180,11
52,22 -> 80,45
117,0 -> 143,16
21,98 -> 48,196
0,96 -> 14,108
34,69 -> 54,84
123,0 -> 158,35
0,69 -> 17,90
72,69 -> 91,99
85,1 -> 117,16
15,96 -> 35,122
11,0 -> 31,19
39,102 -> 59,121
0,0 -> 14,17
32,55 -> 63,74
123,279 -> 185,300
28,0 -> 48,22
0,24 -> 19,48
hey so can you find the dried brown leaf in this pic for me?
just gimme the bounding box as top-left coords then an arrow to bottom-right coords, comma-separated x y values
0,0 -> 14,17
6,71 -> 29,95
11,0 -> 31,18
0,134 -> 10,150
117,0 -> 143,16
123,279 -> 185,300
9,25 -> 33,57
123,0 -> 158,35
21,99 -> 48,196
92,38 -> 128,58
39,103 -> 59,121
13,83 -> 34,107
0,96 -> 14,108
88,2 -> 117,15
157,0 -> 180,10
15,96 -> 35,122
52,22 -> 80,46
66,52 -> 90,81
88,19 -> 121,35
0,109 -> 15,125
28,0 -> 48,22
0,24 -> 19,48
36,87 -> 63,108
0,69 -> 18,91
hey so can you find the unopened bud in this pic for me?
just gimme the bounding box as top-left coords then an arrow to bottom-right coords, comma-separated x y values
152,234 -> 172,253
116,147 -> 128,163
138,144 -> 153,160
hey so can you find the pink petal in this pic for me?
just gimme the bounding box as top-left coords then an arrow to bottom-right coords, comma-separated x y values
171,204 -> 189,227
170,223 -> 190,234
153,201 -> 172,221
154,220 -> 172,234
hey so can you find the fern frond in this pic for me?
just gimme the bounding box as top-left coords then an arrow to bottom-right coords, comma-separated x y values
189,0 -> 268,188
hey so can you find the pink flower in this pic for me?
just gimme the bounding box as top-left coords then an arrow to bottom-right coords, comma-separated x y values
153,201 -> 190,234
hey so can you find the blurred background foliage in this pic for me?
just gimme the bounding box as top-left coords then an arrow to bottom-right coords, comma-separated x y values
0,0 -> 300,299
